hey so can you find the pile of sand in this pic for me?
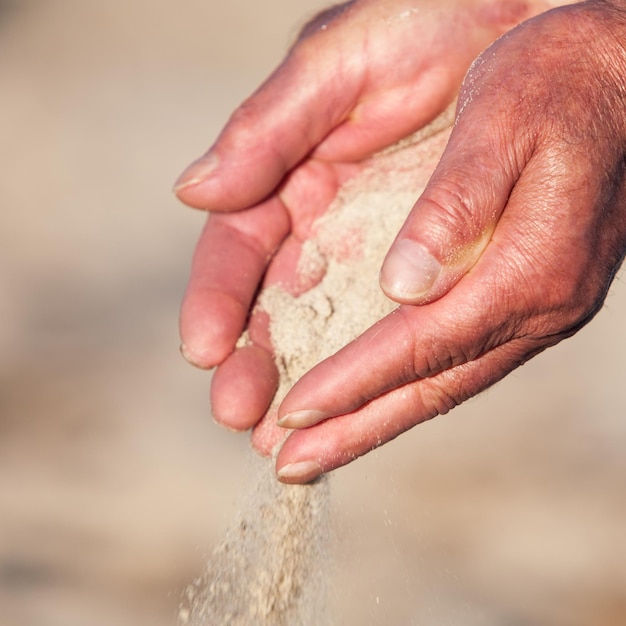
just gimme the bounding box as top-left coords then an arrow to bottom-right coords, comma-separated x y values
178,112 -> 452,625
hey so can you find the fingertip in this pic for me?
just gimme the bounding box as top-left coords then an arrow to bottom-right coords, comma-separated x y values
274,427 -> 334,483
210,345 -> 279,431
179,288 -> 248,368
178,323 -> 236,370
180,342 -> 214,370
173,152 -> 220,198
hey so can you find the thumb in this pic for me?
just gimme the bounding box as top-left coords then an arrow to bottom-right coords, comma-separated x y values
173,22 -> 360,211
379,111 -> 528,304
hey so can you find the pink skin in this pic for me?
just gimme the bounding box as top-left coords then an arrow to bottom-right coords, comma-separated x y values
176,0 -> 626,483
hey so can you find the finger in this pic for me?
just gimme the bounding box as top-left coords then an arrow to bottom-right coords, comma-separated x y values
275,337 -> 540,484
207,231 -> 323,435
210,344 -> 278,431
379,64 -> 533,305
173,30 -> 363,211
276,290 -> 509,430
378,123 -> 518,304
179,197 -> 290,368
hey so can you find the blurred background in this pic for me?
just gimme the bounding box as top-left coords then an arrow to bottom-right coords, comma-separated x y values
1,1 -> 625,625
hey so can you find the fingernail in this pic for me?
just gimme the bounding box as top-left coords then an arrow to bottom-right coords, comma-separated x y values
277,409 -> 327,429
380,238 -> 441,302
180,342 -> 193,362
277,460 -> 323,483
180,342 -> 204,368
173,151 -> 220,193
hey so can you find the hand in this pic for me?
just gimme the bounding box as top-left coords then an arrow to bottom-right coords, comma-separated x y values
274,0 -> 626,483
175,0 -> 552,452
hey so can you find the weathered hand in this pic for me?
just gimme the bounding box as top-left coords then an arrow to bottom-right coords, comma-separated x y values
274,1 -> 626,483
175,0 -> 554,450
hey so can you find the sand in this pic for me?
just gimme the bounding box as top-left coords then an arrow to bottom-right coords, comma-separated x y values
178,113 -> 453,625
178,456 -> 330,626
260,111 -> 454,400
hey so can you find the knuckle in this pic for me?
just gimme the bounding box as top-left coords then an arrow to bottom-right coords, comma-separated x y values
413,332 -> 482,380
419,377 -> 461,418
421,344 -> 459,378
524,266 -> 607,339
402,307 -> 489,381
227,98 -> 261,137
550,280 -> 604,331
419,178 -> 486,249
296,2 -> 354,42
220,98 -> 271,158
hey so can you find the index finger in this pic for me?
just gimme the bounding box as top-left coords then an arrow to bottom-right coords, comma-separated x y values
275,290 -> 512,430
179,197 -> 290,368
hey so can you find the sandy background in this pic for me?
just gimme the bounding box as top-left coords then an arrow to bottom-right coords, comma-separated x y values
1,1 -> 625,625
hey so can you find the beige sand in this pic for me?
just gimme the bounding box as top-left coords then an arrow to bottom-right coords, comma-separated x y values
178,457 -> 330,626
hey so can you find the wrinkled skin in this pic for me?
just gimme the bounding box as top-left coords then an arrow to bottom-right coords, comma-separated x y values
175,0 -> 626,483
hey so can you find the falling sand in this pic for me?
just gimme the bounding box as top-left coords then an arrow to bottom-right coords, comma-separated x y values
178,456 -> 331,626
178,111 -> 453,625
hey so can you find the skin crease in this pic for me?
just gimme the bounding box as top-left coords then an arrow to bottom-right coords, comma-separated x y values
175,0 -> 626,483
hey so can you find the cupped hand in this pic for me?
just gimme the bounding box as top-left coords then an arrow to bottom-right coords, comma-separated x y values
274,0 -> 626,483
175,0 -> 552,449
